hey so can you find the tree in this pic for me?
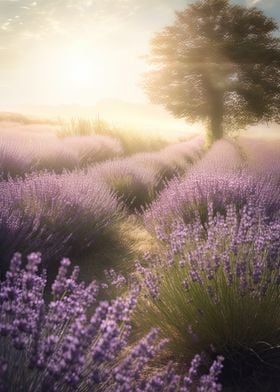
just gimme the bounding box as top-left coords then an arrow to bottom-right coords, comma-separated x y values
143,0 -> 280,141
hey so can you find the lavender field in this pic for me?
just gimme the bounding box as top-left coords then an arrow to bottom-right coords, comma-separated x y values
0,119 -> 279,392
1,0 -> 280,390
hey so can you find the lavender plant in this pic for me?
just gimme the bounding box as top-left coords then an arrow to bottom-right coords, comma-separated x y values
90,159 -> 157,211
137,204 -> 280,390
133,136 -> 204,186
87,137 -> 205,212
238,137 -> 280,181
0,130 -> 78,177
144,139 -> 280,234
0,127 -> 124,178
144,171 -> 280,235
0,253 -> 223,391
0,141 -> 31,179
64,134 -> 123,166
0,171 -> 123,269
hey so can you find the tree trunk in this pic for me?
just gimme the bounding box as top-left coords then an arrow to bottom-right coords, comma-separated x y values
202,75 -> 224,142
208,89 -> 224,141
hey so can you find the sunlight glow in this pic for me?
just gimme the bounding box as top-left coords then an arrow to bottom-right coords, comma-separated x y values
61,48 -> 96,87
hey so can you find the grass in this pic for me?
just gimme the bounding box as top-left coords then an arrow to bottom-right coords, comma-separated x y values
134,215 -> 280,390
74,217 -> 155,283
58,117 -> 172,155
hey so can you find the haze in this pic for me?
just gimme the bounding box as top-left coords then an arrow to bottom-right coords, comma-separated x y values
0,0 -> 279,129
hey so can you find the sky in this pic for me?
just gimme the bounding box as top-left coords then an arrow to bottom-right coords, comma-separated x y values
0,0 -> 279,110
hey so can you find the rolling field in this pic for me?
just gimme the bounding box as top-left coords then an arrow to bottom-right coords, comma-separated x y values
0,120 -> 279,391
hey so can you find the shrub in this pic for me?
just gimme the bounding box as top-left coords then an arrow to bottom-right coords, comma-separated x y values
0,171 -> 123,270
191,139 -> 245,175
0,253 -> 223,391
93,125 -> 170,156
59,117 -> 172,155
238,137 -> 280,181
30,144 -> 78,173
0,142 -> 31,179
64,134 -> 123,166
58,117 -> 110,138
144,171 -> 280,235
144,139 -> 279,234
136,204 -> 280,390
90,159 -> 157,211
0,131 -> 78,177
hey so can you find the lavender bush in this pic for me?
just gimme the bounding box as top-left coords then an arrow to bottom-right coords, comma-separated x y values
0,128 -> 123,177
90,159 -> 157,211
144,139 -> 280,234
0,127 -> 203,180
0,142 -> 31,179
0,253 -> 223,391
0,171 -> 123,269
30,142 -> 78,173
137,203 -> 280,390
0,130 -> 78,177
238,137 -> 280,181
64,134 -> 123,166
144,172 -> 280,234
87,136 -> 204,212
133,136 -> 204,185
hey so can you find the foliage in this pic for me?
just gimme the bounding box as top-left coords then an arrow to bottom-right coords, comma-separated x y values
59,117 -> 170,156
0,172 -> 123,270
58,117 -> 109,137
136,204 -> 280,390
83,136 -> 204,212
64,135 -> 123,166
144,140 -> 280,234
89,159 -> 157,212
0,129 -> 124,178
144,0 -> 280,140
0,253 -> 223,391
133,136 -> 204,186
95,126 -> 169,156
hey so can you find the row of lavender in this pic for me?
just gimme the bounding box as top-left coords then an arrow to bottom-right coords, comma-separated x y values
135,138 -> 280,390
0,135 -> 220,391
0,126 -> 123,177
0,124 -> 202,178
0,137 -> 279,391
144,139 -> 280,233
0,136 -> 204,270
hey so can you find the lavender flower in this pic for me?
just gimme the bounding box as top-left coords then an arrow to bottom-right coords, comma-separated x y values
0,253 -> 225,391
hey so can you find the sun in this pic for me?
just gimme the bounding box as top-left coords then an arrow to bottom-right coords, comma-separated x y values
54,43 -> 104,90
62,51 -> 94,87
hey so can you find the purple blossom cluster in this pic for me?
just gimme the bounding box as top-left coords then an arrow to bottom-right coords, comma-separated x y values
144,140 -> 280,234
239,136 -> 280,180
0,253 -> 223,391
84,136 -> 204,211
0,126 -> 204,181
64,134 -> 123,166
144,171 -> 280,233
0,128 -> 123,178
0,134 -> 204,271
136,138 -> 280,389
90,158 -> 157,210
132,136 -> 204,181
137,201 -> 280,387
157,203 -> 279,289
0,171 -> 123,268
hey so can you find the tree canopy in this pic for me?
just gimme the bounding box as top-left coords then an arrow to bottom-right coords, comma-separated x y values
143,0 -> 280,141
